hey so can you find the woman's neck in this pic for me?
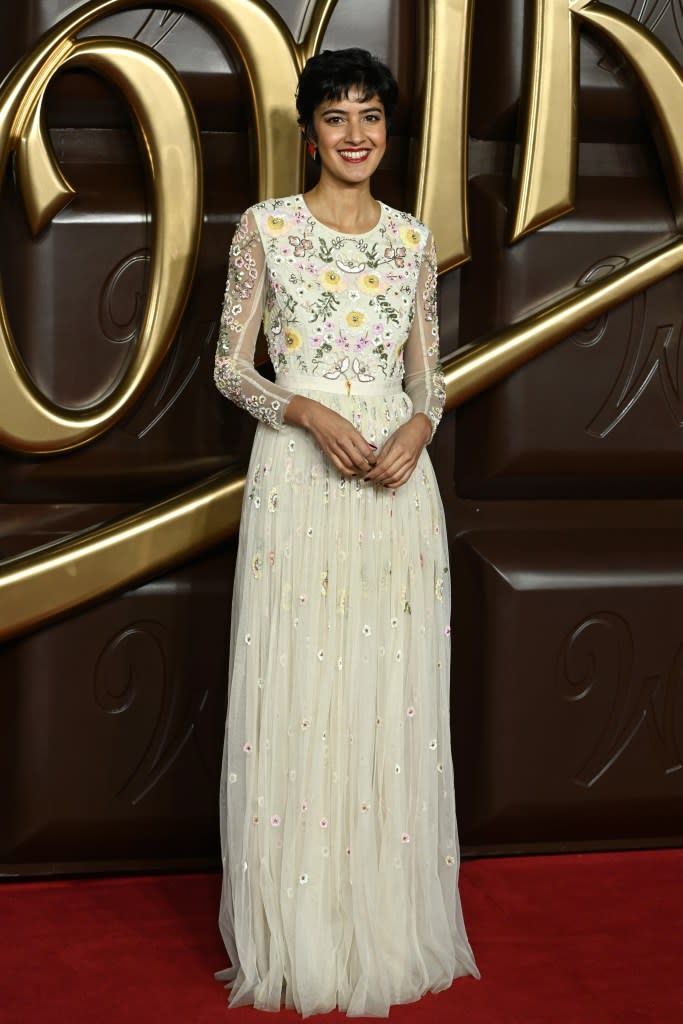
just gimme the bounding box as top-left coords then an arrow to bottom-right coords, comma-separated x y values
303,180 -> 380,234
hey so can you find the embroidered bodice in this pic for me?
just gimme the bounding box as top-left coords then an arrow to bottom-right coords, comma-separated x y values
214,194 -> 446,436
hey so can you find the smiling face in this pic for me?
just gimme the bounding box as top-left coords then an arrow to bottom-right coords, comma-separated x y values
311,86 -> 388,186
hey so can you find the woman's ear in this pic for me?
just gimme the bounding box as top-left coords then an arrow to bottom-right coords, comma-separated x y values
303,125 -> 319,162
301,128 -> 318,162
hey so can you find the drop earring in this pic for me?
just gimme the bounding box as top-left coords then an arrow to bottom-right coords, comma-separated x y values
307,140 -> 318,162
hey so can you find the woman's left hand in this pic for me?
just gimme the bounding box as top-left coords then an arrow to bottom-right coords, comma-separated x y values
364,414 -> 431,489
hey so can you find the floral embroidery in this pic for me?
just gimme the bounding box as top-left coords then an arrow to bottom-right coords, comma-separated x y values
406,706 -> 416,718
399,225 -> 423,248
214,197 -> 445,438
445,855 -> 455,866
242,742 -> 252,753
270,815 -> 281,827
401,832 -> 411,844
422,236 -> 438,323
359,273 -> 381,295
320,268 -> 346,292
265,214 -> 288,236
299,873 -> 309,885
284,327 -> 302,351
289,234 -> 313,256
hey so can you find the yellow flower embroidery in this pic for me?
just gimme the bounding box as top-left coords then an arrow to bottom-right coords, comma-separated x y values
265,214 -> 288,236
284,327 -> 302,351
399,224 -> 423,248
320,269 -> 346,292
346,310 -> 365,329
359,273 -> 381,295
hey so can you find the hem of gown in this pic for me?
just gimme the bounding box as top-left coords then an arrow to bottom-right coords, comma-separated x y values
214,958 -> 480,1018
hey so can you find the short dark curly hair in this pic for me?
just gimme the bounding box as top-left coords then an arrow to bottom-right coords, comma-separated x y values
296,48 -> 398,139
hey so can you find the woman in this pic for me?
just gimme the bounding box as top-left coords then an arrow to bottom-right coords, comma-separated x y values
214,48 -> 479,1017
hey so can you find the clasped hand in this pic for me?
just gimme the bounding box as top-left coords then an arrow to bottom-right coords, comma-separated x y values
364,414 -> 431,489
285,396 -> 431,489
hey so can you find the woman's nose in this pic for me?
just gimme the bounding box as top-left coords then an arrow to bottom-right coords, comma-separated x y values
344,119 -> 364,144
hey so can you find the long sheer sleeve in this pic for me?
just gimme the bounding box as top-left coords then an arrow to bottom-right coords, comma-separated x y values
214,208 -> 294,428
402,231 -> 446,441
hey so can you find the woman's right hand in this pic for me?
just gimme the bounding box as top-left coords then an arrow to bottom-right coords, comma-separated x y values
284,395 -> 377,478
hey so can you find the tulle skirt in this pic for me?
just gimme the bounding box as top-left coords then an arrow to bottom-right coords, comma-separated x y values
216,376 -> 479,1017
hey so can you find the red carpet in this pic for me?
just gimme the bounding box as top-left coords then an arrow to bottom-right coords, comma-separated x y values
1,850 -> 681,1023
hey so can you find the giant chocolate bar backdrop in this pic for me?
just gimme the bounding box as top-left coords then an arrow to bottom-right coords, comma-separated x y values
1,0 -> 682,875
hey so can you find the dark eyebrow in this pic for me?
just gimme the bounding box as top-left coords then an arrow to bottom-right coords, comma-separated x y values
322,105 -> 384,116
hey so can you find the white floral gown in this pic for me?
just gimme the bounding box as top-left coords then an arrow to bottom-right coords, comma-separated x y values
213,194 -> 479,1017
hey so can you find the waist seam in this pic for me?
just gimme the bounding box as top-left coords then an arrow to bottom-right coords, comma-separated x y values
276,372 -> 404,397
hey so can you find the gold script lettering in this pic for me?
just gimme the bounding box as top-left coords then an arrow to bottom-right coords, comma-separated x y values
410,0 -> 473,269
511,0 -> 683,241
0,29 -> 203,452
